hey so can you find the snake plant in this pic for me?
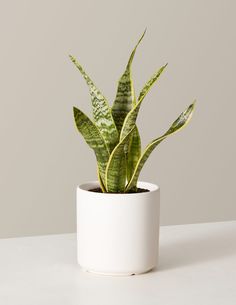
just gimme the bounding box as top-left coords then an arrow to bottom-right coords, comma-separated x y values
71,30 -> 195,193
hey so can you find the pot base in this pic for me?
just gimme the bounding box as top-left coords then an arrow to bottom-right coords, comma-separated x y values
81,267 -> 155,277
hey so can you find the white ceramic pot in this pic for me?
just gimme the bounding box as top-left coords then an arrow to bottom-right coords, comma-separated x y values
76,181 -> 160,276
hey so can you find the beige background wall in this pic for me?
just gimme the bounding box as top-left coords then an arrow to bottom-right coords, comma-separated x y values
0,0 -> 235,238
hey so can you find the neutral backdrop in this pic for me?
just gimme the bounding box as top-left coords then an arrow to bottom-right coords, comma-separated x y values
0,0 -> 235,238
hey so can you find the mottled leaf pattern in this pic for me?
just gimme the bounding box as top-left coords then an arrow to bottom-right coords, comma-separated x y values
70,55 -> 118,152
73,107 -> 110,184
111,31 -> 145,189
105,128 -> 135,193
125,103 -> 195,191
112,30 -> 146,132
120,64 -> 168,141
126,126 -> 141,183
71,32 -> 195,193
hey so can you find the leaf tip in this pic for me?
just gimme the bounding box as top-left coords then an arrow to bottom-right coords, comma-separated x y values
161,63 -> 168,72
190,100 -> 197,111
138,28 -> 147,44
69,54 -> 76,63
73,106 -> 78,116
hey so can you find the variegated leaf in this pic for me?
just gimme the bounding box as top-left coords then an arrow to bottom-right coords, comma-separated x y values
73,107 -> 110,185
138,63 -> 168,103
111,31 -> 145,189
120,64 -> 168,141
126,126 -> 141,183
125,102 -> 195,192
112,30 -> 146,133
70,55 -> 118,152
97,167 -> 106,192
105,128 -> 135,193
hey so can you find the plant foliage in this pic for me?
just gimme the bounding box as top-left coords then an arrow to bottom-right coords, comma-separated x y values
71,31 -> 195,193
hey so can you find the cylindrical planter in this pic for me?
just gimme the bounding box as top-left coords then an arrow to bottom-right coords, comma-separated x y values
76,181 -> 160,276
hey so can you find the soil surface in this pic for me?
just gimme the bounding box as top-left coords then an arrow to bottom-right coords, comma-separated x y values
89,187 -> 149,194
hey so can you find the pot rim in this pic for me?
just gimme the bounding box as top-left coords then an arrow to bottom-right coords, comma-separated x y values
77,181 -> 159,196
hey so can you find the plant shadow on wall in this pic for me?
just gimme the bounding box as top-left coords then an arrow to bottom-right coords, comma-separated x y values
69,29 -> 195,194
156,223 -> 236,272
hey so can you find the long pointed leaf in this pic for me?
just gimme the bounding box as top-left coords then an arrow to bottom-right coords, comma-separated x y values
120,64 -> 167,140
112,30 -> 146,132
70,56 -> 118,152
125,102 -> 195,191
112,31 -> 145,187
126,126 -> 141,183
105,128 -> 135,193
73,107 -> 110,185
138,63 -> 168,103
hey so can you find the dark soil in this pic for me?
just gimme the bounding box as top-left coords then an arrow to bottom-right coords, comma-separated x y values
89,187 -> 149,194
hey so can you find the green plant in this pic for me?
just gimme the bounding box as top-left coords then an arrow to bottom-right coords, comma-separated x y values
70,31 -> 195,193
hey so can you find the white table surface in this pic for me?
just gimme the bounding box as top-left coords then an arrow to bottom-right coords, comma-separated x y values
0,221 -> 235,305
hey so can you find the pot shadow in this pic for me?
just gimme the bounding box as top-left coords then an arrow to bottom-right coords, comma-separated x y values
154,222 -> 236,272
